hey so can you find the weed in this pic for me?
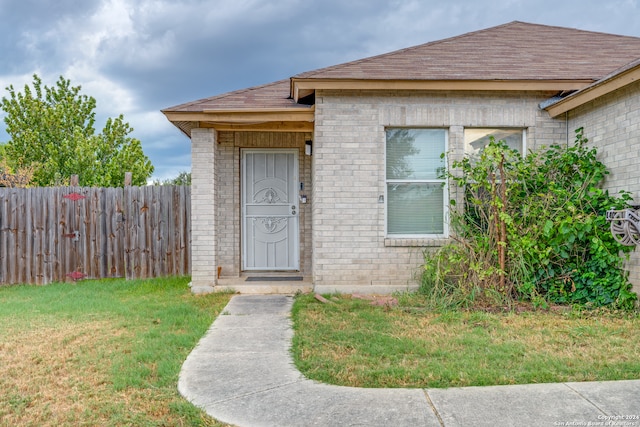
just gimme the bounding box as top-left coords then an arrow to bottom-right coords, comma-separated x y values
425,129 -> 637,309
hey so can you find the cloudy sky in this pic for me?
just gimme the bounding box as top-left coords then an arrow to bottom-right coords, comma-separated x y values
0,0 -> 639,181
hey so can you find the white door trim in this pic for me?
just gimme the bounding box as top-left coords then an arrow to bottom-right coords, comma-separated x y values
241,149 -> 300,271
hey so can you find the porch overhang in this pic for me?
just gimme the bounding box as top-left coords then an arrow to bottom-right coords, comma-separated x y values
162,107 -> 315,136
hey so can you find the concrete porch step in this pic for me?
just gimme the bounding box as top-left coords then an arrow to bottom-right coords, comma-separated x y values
215,277 -> 314,295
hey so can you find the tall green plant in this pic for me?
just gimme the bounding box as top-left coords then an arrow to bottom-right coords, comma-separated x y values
1,74 -> 154,187
422,128 -> 636,309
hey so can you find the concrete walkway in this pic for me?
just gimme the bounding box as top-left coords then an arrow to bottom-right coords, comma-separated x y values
179,295 -> 640,427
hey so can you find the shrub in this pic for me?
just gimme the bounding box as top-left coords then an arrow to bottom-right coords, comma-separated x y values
421,128 -> 637,309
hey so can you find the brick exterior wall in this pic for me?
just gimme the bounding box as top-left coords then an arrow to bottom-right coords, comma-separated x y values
192,88 -> 639,295
190,128 -> 217,290
312,89 -> 567,293
567,80 -> 640,295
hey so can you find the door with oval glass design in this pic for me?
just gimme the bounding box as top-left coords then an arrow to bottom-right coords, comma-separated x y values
242,150 -> 300,270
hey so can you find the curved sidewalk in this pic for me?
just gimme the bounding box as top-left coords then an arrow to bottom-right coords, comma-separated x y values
179,295 -> 640,427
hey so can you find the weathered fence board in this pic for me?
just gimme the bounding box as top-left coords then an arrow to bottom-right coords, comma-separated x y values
0,186 -> 191,285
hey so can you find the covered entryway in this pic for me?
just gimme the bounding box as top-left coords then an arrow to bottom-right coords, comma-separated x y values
242,149 -> 300,271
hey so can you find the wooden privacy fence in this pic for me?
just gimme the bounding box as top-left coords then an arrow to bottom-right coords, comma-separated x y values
0,185 -> 191,285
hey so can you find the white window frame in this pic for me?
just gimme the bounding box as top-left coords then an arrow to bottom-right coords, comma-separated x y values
384,128 -> 449,239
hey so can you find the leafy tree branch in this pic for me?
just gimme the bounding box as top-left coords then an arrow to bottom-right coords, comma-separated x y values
1,74 -> 153,187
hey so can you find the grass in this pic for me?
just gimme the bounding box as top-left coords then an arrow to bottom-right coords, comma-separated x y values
291,293 -> 640,388
5,279 -> 640,424
0,276 -> 233,427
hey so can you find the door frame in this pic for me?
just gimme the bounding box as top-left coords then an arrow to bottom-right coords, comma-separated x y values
241,148 -> 300,271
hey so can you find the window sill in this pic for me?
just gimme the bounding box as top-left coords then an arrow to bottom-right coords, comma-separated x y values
384,237 -> 449,247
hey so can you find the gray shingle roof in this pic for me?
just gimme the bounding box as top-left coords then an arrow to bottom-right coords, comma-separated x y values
294,21 -> 640,81
164,21 -> 640,113
162,79 -> 298,112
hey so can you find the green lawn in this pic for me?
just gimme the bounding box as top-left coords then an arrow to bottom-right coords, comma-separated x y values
4,279 -> 639,426
291,293 -> 640,388
0,277 -> 233,427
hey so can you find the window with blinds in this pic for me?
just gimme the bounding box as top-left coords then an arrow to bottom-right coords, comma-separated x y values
385,128 -> 447,237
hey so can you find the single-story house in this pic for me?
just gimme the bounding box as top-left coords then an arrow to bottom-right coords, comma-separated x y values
162,21 -> 640,295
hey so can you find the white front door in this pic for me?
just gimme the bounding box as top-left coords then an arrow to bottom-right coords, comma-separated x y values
242,150 -> 299,270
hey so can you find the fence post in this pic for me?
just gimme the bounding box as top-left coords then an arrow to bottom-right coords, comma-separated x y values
70,175 -> 79,186
124,172 -> 132,187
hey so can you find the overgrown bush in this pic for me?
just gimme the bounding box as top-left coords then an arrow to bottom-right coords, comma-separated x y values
421,128 -> 637,310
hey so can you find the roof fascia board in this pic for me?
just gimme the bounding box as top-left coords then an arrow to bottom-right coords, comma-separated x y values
545,66 -> 640,117
200,121 -> 314,132
163,109 -> 314,124
291,78 -> 593,100
201,107 -> 313,113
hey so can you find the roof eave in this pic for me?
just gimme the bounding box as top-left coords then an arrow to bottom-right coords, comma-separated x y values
544,64 -> 640,117
291,78 -> 594,102
162,107 -> 315,136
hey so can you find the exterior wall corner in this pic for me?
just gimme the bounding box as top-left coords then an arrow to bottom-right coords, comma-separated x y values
190,128 -> 218,288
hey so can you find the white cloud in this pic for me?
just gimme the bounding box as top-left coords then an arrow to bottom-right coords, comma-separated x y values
0,72 -> 42,93
127,111 -> 179,143
2,0 -> 640,179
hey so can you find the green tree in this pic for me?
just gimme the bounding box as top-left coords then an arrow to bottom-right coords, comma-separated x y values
153,171 -> 191,186
0,74 -> 154,186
